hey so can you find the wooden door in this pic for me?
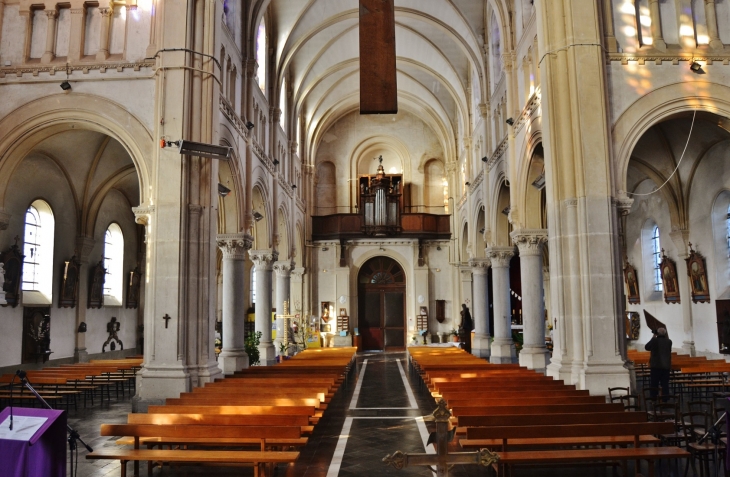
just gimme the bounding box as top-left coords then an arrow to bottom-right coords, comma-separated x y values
358,257 -> 406,351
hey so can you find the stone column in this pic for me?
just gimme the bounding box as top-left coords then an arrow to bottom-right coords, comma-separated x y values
647,0 -> 667,51
41,9 -> 58,63
96,7 -> 112,60
73,236 -> 96,362
470,258 -> 491,358
512,229 -> 549,372
68,9 -> 85,61
216,233 -> 252,374
273,260 -> 293,353
249,249 -> 277,365
487,247 -> 515,363
704,0 -> 724,50
670,230 -> 695,355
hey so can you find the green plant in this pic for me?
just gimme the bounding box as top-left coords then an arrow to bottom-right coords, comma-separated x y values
450,329 -> 459,337
245,331 -> 262,366
278,341 -> 289,355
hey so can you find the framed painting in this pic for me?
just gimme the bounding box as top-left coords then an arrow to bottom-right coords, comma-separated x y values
88,260 -> 106,309
659,251 -> 680,304
685,244 -> 710,303
1,241 -> 24,308
625,311 -> 640,340
59,256 -> 81,308
623,262 -> 640,305
126,266 -> 141,309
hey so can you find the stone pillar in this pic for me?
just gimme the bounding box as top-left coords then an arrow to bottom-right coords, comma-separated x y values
67,9 -> 85,62
536,0 -> 629,393
704,0 -> 724,50
249,249 -> 277,365
41,9 -> 58,63
96,7 -> 112,60
273,260 -> 293,353
487,247 -> 515,363
73,236 -> 95,363
670,230 -> 695,355
216,233 -> 252,374
647,0 -> 667,51
470,258 -> 491,358
602,0 -> 618,52
512,230 -> 550,372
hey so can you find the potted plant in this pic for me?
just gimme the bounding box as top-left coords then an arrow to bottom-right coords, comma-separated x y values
450,329 -> 460,342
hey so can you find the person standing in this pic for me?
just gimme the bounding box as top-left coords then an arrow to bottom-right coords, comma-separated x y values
644,327 -> 672,400
460,304 -> 473,353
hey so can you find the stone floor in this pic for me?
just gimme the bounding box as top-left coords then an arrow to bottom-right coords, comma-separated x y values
9,352 -> 711,476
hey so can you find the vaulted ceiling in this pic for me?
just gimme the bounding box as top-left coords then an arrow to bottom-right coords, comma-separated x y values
255,0 -> 491,162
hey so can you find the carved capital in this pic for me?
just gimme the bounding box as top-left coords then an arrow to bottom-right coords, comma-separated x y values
478,102 -> 489,118
217,233 -> 252,260
290,267 -> 305,281
273,260 -> 294,277
511,229 -> 548,257
469,258 -> 491,274
270,107 -> 282,123
132,205 -> 155,226
249,249 -> 278,269
45,9 -> 58,19
486,246 -> 515,268
99,7 -> 112,17
614,192 -> 634,215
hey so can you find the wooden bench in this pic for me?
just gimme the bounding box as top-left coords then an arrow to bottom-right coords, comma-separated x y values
87,423 -> 301,477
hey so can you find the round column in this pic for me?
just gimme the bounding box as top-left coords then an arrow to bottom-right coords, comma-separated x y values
249,250 -> 277,366
216,234 -> 252,374
273,260 -> 293,353
487,247 -> 515,364
512,230 -> 549,372
469,258 -> 491,358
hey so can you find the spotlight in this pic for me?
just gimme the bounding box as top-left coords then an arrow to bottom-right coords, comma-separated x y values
689,61 -> 704,73
245,121 -> 255,130
217,183 -> 231,197
436,245 -> 442,251
479,228 -> 485,234
506,118 -> 514,126
273,159 -> 280,165
481,156 -> 487,162
291,184 -> 297,189
501,206 -> 511,216
531,173 -> 546,190
162,139 -> 232,160
60,81 -> 71,91
465,182 -> 471,186
252,210 -> 264,222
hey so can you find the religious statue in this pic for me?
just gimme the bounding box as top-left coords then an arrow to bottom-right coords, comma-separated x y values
685,244 -> 710,303
102,316 -> 124,352
459,304 -> 473,353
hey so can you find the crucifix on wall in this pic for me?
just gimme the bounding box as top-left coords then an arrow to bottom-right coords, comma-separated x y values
359,0 -> 397,114
163,314 -> 172,329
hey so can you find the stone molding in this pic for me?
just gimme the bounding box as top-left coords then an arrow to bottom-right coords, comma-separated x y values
0,61 -> 154,78
607,54 -> 730,65
132,205 -> 155,226
511,229 -> 548,257
273,260 -> 294,277
563,198 -> 578,208
486,247 -> 515,268
469,258 -> 491,274
249,249 -> 278,269
468,169 -> 484,195
514,91 -> 541,134
216,233 -> 253,260
487,136 -> 508,172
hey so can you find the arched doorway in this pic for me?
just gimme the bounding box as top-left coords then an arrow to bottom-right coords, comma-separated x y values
357,256 -> 406,351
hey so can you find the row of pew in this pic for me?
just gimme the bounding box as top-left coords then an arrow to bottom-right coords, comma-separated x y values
86,347 -> 357,477
0,357 -> 142,411
409,346 -> 689,477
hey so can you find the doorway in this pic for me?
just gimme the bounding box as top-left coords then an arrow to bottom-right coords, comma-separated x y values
357,257 -> 406,351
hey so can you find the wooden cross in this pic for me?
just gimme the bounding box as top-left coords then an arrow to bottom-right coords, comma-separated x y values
359,0 -> 397,114
383,399 -> 499,476
163,314 -> 171,328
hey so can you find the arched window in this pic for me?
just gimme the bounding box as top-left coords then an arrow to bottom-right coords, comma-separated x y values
256,17 -> 266,93
651,225 -> 662,292
22,200 -> 55,303
103,223 -> 124,305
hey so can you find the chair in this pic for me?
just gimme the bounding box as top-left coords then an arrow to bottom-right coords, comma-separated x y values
681,411 -> 726,477
608,387 -> 640,410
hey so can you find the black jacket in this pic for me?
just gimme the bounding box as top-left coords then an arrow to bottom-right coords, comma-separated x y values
645,335 -> 672,370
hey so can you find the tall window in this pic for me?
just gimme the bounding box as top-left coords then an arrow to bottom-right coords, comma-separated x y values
256,18 -> 266,93
103,223 -> 124,305
22,200 -> 55,303
651,225 -> 662,292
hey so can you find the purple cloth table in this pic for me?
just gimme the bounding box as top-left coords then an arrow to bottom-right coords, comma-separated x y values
0,407 -> 66,477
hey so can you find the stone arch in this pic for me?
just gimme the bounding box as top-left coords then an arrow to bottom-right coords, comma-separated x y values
0,93 -> 152,209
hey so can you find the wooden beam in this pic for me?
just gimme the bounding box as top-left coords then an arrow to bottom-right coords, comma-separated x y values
359,0 -> 397,114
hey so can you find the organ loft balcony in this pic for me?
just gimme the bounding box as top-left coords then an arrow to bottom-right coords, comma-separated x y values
311,162 -> 451,242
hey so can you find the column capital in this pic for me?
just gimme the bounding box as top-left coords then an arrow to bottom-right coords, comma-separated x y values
273,260 -> 294,277
99,7 -> 112,17
469,258 -> 491,274
486,246 -> 514,268
478,103 -> 489,118
217,233 -> 253,259
270,107 -> 282,123
249,249 -> 278,269
614,192 -> 634,215
511,229 -> 548,257
45,9 -> 58,19
132,205 -> 155,226
290,267 -> 305,282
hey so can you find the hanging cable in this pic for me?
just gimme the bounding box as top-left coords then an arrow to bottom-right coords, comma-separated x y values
627,109 -> 697,197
